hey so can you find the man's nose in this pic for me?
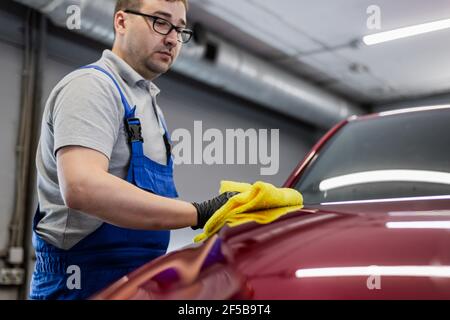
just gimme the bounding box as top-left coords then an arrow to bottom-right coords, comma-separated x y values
164,28 -> 178,47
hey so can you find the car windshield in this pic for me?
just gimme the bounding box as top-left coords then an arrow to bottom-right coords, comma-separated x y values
294,108 -> 450,204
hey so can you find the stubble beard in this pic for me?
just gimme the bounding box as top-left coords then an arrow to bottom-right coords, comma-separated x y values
145,53 -> 171,75
127,41 -> 171,80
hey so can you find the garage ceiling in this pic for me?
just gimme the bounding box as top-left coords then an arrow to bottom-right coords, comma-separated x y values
188,0 -> 450,105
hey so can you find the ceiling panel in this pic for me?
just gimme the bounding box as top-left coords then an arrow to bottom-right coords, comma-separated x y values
189,0 -> 450,104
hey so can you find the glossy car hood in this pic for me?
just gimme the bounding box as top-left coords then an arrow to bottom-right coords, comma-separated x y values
219,197 -> 450,299
94,197 -> 450,300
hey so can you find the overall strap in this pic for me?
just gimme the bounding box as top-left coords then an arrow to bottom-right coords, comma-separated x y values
80,65 -> 145,154
155,106 -> 172,163
79,65 -> 171,165
152,103 -> 173,163
79,65 -> 135,118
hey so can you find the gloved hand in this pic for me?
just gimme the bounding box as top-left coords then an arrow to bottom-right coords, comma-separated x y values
191,192 -> 239,230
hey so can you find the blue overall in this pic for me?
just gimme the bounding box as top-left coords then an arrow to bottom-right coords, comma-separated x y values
30,66 -> 178,300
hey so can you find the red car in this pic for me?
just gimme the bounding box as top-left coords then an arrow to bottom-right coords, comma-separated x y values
93,105 -> 450,300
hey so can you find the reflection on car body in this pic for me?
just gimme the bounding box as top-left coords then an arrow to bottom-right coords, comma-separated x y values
93,105 -> 450,300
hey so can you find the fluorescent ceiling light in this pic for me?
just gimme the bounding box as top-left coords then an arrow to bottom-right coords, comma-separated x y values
319,170 -> 450,192
295,266 -> 450,278
363,18 -> 450,45
386,221 -> 450,229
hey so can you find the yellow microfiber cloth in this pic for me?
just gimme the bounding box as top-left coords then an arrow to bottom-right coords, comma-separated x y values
194,181 -> 304,242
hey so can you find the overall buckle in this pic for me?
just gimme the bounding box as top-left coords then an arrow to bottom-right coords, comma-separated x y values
126,118 -> 144,143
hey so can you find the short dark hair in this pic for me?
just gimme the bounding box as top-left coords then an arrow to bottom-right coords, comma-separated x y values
114,0 -> 188,16
114,0 -> 142,17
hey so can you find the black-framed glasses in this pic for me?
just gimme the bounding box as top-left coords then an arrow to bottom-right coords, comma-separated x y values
124,9 -> 193,43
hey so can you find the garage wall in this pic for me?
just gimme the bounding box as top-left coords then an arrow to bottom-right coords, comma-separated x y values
0,36 -> 22,267
0,3 -> 318,299
0,32 -> 23,302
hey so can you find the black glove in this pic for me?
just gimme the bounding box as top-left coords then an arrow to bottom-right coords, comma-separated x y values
191,192 -> 240,230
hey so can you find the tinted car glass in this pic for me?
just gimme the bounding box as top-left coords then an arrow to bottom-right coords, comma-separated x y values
295,109 -> 450,204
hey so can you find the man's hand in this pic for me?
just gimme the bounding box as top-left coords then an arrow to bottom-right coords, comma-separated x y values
191,192 -> 240,230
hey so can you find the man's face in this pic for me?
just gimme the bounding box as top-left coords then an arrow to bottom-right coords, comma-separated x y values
122,0 -> 187,79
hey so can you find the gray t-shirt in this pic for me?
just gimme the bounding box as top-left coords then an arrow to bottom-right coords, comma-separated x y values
36,50 -> 170,250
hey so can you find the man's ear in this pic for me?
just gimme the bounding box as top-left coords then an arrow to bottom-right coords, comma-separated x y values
114,11 -> 128,35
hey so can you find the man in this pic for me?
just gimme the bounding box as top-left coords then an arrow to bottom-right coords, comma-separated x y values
31,0 -> 236,300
